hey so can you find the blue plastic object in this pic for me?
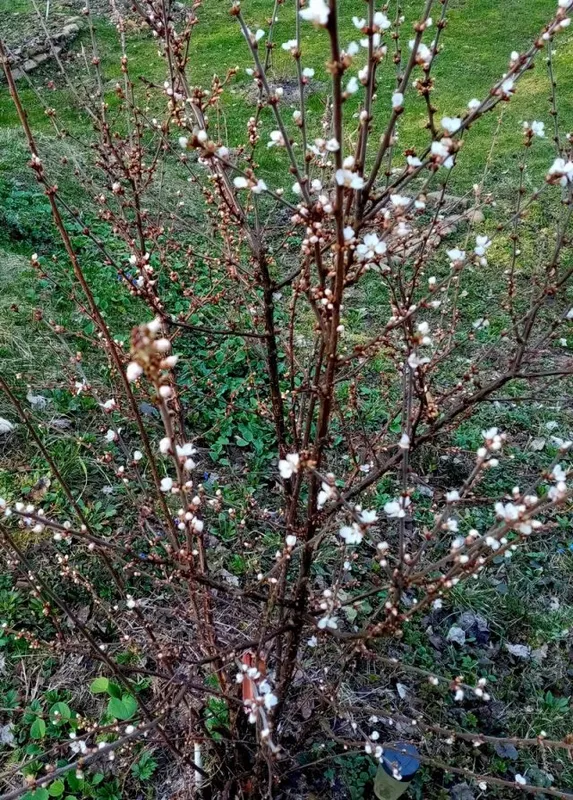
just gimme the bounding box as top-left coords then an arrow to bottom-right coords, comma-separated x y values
381,742 -> 420,780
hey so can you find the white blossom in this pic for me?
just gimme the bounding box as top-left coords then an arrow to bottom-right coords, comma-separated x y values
346,77 -> 359,94
391,91 -> 404,110
252,179 -> 268,194
391,194 -> 410,207
447,248 -> 466,263
126,362 -> 142,382
373,11 -> 391,30
356,233 -> 387,262
474,235 -> 492,256
500,78 -> 515,97
268,130 -> 286,148
300,0 -> 329,26
335,169 -> 365,190
441,116 -> 461,134
317,481 -> 336,509
409,39 -> 432,66
160,477 -> 173,492
339,524 -> 363,545
408,352 -> 430,369
279,452 -> 300,479
384,497 -> 411,518
547,157 -> 573,185
528,120 -> 545,138
318,614 -> 338,629
281,39 -> 298,53
495,501 -> 520,521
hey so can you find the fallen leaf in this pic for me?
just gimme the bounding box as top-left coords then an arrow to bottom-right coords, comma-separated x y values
26,391 -> 50,411
530,437 -> 546,451
505,643 -> 531,659
0,724 -> 15,746
450,783 -> 475,800
495,742 -> 519,760
396,682 -> 408,699
532,644 -> 548,663
459,612 -> 490,644
0,418 -> 15,434
447,625 -> 466,645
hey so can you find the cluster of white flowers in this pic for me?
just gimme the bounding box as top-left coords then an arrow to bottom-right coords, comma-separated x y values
431,138 -> 455,169
278,452 -> 300,479
299,0 -> 329,26
339,524 -> 363,545
441,116 -> 461,134
384,496 -> 411,518
318,588 -> 339,630
236,663 -> 278,744
548,463 -> 568,501
335,157 -> 365,190
364,740 -> 384,759
355,232 -> 387,270
176,442 -> 197,472
267,130 -> 286,148
409,39 -> 433,67
317,476 -> 336,508
523,120 -> 545,138
281,39 -> 298,54
416,321 -> 432,346
339,510 -> 377,547
474,234 -> 492,261
408,352 -> 430,370
307,136 -> 339,159
547,157 -> 573,185
233,175 -> 268,194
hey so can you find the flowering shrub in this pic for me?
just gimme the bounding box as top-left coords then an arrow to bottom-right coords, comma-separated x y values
1,0 -> 573,797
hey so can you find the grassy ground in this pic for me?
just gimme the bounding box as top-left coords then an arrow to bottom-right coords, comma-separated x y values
1,1 -> 573,798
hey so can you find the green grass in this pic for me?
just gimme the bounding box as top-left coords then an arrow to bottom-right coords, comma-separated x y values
1,0 -> 572,189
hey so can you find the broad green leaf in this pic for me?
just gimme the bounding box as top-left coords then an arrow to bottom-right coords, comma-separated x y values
107,682 -> 122,699
49,703 -> 71,722
48,781 -> 65,797
90,677 -> 109,694
30,718 -> 46,739
107,694 -> 137,720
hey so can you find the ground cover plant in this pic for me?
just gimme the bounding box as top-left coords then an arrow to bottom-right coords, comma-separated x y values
1,0 -> 573,798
